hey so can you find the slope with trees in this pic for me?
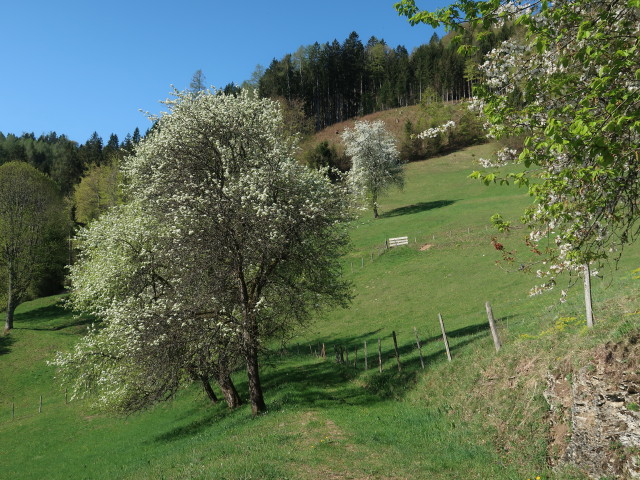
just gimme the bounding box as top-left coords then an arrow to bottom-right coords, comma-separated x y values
258,29 -> 513,131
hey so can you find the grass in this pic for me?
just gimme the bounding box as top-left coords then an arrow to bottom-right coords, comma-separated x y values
1,142 -> 639,479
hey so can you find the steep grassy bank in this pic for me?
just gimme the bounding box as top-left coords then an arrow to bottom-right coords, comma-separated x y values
1,142 -> 638,479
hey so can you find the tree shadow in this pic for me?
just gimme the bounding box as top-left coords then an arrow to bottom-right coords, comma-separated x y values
153,409 -> 228,443
13,303 -> 93,331
151,320 -> 500,444
380,200 -> 456,218
0,334 -> 14,356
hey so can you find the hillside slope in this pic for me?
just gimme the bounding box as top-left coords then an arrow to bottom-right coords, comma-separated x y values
1,141 -> 639,479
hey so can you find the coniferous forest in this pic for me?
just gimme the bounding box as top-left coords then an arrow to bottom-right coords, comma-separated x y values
258,29 -> 514,130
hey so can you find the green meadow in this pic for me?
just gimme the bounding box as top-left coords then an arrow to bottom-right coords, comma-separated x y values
1,143 -> 638,479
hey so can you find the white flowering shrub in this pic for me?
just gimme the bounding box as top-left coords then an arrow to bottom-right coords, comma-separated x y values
342,120 -> 405,218
397,0 -> 640,293
417,120 -> 456,140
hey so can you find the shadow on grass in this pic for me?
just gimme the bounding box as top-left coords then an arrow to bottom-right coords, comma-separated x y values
14,303 -> 93,331
152,321 -> 495,444
0,333 -> 14,356
310,321 -> 494,354
154,409 -> 228,443
380,199 -> 455,218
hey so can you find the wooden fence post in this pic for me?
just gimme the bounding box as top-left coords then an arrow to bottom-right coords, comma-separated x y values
584,264 -> 594,328
354,346 -> 358,368
364,341 -> 368,370
485,301 -> 502,352
39,395 -> 42,414
414,327 -> 425,370
378,338 -> 383,372
345,347 -> 349,365
321,343 -> 326,359
438,313 -> 452,361
392,331 -> 402,372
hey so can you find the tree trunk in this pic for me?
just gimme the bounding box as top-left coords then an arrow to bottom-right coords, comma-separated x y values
584,263 -> 594,328
241,311 -> 266,415
4,274 -> 18,331
245,346 -> 266,415
4,304 -> 15,332
200,376 -> 219,404
217,372 -> 242,409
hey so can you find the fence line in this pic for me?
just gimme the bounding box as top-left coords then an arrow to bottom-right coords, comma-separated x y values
307,301 -> 505,375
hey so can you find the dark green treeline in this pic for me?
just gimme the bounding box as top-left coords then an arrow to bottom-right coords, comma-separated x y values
259,30 -> 513,130
0,128 -> 142,195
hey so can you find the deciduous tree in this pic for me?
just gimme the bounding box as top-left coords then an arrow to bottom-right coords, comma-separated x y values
56,90 -> 352,415
342,120 -> 404,218
0,162 -> 68,331
72,159 -> 123,225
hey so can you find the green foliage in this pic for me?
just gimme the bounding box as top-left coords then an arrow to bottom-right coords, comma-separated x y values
303,140 -> 349,181
399,120 -> 425,161
0,162 -> 69,329
490,213 -> 511,233
72,159 -> 124,225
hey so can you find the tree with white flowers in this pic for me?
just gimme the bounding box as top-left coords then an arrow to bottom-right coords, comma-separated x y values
52,201 -> 243,412
342,120 -> 405,218
396,0 -> 640,299
54,90 -> 352,415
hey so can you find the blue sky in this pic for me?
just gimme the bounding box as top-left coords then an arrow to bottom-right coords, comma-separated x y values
1,1 -> 444,144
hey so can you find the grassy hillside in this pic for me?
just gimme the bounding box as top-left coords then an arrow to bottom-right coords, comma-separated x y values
1,141 -> 638,479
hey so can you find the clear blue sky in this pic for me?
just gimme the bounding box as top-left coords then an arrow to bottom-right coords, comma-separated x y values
0,0 -> 444,144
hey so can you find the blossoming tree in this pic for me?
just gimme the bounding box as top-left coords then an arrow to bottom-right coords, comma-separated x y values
55,90 -> 352,414
396,0 -> 640,299
53,201 -> 244,411
342,120 -> 405,218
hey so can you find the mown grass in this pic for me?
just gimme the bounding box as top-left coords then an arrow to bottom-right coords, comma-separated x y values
1,142 -> 638,479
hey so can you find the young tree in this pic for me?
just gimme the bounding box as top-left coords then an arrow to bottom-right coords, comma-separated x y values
342,120 -> 405,218
396,0 -> 640,295
57,90 -> 352,415
189,69 -> 207,94
0,162 -> 68,331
